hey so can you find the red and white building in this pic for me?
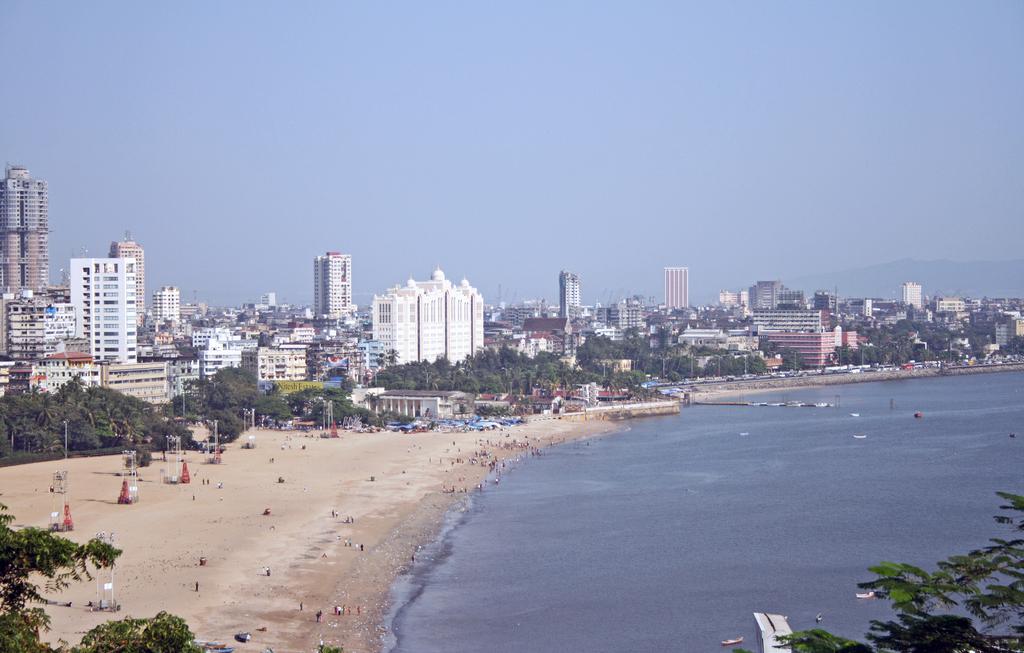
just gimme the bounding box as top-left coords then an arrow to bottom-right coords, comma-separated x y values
664,266 -> 689,310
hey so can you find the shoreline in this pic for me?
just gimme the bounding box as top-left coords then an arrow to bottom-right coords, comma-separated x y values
0,417 -> 622,653
353,416 -> 622,653
687,362 -> 1024,400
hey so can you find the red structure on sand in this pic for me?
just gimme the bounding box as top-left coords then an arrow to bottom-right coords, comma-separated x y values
180,461 -> 191,484
62,502 -> 74,530
118,479 -> 134,504
330,421 -> 339,438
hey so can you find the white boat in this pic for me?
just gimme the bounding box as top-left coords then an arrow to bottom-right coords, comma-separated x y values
849,413 -> 860,417
853,434 -> 867,439
739,432 -> 749,436
855,591 -> 877,599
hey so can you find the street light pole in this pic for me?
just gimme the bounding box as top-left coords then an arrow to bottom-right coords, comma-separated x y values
64,420 -> 69,461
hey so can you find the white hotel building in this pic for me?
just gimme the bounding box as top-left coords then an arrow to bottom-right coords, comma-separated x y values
70,257 -> 138,364
372,268 -> 483,364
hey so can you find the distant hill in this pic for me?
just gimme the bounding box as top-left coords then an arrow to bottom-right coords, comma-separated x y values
788,258 -> 1024,299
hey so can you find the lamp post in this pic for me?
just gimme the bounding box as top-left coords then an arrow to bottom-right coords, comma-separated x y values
63,420 -> 69,460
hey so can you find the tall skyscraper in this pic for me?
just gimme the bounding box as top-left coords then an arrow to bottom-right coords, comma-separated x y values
313,252 -> 353,319
0,166 -> 49,293
558,270 -> 581,319
110,236 -> 145,310
901,282 -> 923,310
70,257 -> 138,363
664,267 -> 689,310
372,268 -> 483,364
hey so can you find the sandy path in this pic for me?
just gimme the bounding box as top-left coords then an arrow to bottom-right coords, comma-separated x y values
0,418 -> 615,653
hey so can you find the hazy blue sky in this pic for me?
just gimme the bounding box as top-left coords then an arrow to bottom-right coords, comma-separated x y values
1,2 -> 1021,306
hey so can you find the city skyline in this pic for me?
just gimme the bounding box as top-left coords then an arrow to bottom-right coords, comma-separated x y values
1,2 -> 1021,305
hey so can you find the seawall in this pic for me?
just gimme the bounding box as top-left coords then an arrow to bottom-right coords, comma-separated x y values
692,362 -> 1024,398
528,400 -> 680,423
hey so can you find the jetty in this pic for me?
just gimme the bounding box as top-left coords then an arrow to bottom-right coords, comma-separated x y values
753,612 -> 793,653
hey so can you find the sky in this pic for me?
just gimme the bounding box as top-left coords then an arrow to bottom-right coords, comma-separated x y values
1,1 -> 1021,307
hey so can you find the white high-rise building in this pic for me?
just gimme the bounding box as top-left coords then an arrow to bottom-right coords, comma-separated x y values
152,286 -> 180,322
901,282 -> 923,310
313,252 -> 353,319
664,267 -> 689,310
70,257 -> 138,364
110,237 -> 145,311
559,270 -> 582,319
372,268 -> 483,364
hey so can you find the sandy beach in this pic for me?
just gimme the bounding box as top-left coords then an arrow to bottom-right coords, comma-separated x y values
0,417 -> 616,653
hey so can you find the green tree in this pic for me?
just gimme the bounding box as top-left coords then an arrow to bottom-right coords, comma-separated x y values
0,502 -> 120,637
764,492 -> 1024,653
73,611 -> 202,653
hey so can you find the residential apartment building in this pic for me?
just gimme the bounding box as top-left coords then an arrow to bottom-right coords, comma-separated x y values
313,251 -> 353,319
559,271 -> 582,319
901,282 -> 923,310
935,297 -> 966,314
101,361 -> 169,403
664,267 -> 689,310
6,298 -> 76,359
37,352 -> 101,392
109,237 -> 145,312
608,298 -> 645,330
198,335 -> 256,379
0,166 -> 49,293
70,257 -> 138,364
749,280 -> 784,309
241,346 -> 307,382
372,268 -> 483,364
152,286 -> 180,322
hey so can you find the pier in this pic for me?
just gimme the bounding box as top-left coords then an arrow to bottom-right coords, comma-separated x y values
693,401 -> 833,408
754,612 -> 793,653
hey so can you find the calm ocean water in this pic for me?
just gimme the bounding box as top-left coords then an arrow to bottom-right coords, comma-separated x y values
385,373 -> 1024,652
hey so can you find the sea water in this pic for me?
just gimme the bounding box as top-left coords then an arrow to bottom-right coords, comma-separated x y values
386,373 -> 1024,652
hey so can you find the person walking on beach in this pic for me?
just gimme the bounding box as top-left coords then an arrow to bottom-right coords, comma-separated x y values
316,609 -> 323,623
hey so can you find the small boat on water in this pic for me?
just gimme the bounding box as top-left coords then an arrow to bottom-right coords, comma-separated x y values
739,432 -> 749,436
196,643 -> 235,653
721,637 -> 744,646
914,412 -> 923,419
855,591 -> 877,599
853,434 -> 867,439
849,413 -> 860,417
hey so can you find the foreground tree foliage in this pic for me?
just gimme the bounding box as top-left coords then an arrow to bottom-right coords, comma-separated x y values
0,503 -> 201,653
738,492 -> 1024,653
72,612 -> 200,653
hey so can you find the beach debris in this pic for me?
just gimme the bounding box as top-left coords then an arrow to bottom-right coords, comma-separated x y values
262,507 -> 271,516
